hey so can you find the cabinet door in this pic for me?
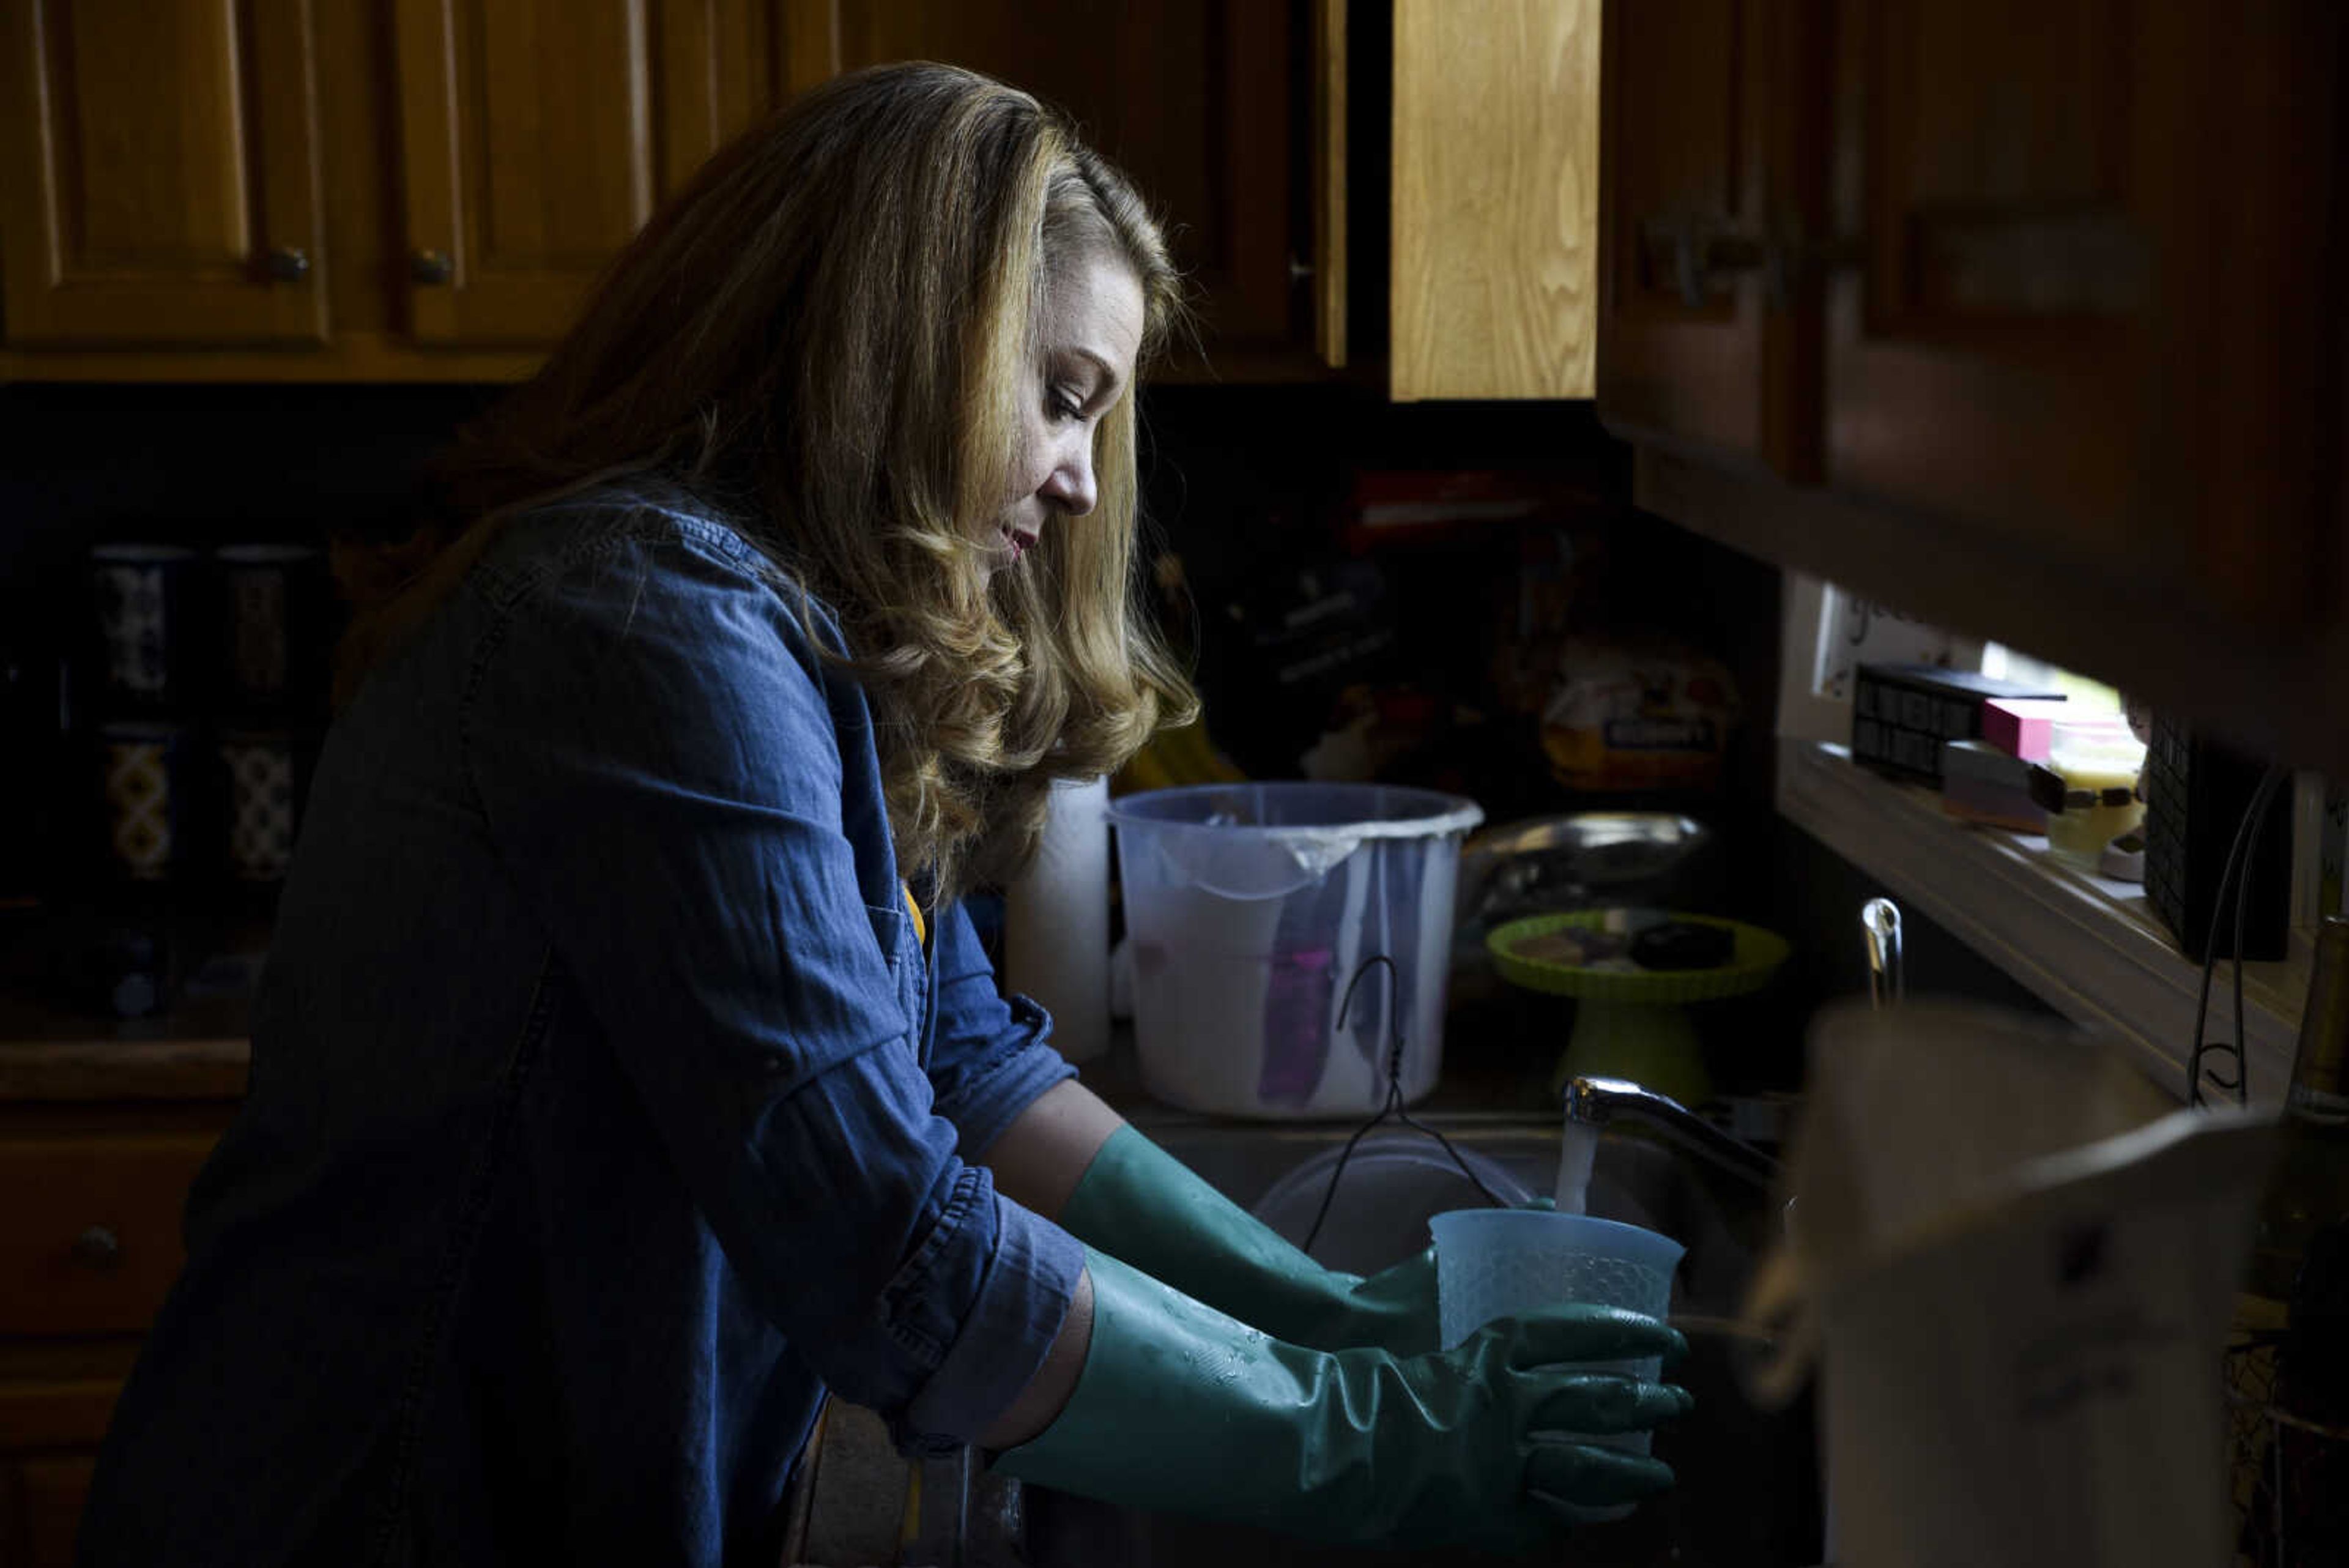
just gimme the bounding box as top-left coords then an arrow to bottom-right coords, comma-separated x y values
1595,0 -> 1828,474
0,0 -> 328,347
1390,0 -> 1600,400
1822,0 -> 2340,628
809,0 -> 1319,374
0,1135 -> 220,1337
1,1456 -> 95,1568
391,0 -> 774,346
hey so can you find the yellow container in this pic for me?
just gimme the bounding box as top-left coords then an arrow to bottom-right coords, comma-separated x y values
2046,724 -> 2145,871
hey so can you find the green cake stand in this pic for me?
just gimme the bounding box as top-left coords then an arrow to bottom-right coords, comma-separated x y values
1487,911 -> 1792,1106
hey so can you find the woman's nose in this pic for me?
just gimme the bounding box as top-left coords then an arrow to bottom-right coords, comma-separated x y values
1041,438 -> 1098,518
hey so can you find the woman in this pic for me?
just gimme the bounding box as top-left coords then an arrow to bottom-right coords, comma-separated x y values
80,64 -> 1688,1566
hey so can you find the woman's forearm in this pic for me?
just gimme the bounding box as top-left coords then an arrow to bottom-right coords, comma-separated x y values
975,1263 -> 1094,1449
980,1079 -> 1127,1222
968,1080 -> 1119,1448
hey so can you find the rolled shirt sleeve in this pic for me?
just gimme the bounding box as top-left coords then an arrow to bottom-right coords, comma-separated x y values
461,512 -> 1081,1454
922,898 -> 1078,1161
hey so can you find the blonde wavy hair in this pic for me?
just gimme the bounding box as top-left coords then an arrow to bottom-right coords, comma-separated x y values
336,62 -> 1197,896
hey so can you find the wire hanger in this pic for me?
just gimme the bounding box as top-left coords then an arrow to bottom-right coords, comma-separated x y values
1301,953 -> 1510,1256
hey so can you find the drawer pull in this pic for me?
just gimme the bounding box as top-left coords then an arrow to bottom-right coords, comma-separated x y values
71,1225 -> 122,1269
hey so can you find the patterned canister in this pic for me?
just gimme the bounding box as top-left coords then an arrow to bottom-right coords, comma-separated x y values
91,544 -> 199,712
98,721 -> 188,880
218,730 -> 299,881
213,543 -> 326,715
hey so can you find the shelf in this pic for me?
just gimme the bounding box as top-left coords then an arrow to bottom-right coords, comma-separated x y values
1775,738 -> 2304,1107
0,909 -> 261,1100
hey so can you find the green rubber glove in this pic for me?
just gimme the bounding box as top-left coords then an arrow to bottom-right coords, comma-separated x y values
995,1248 -> 1690,1551
1059,1123 -> 1522,1355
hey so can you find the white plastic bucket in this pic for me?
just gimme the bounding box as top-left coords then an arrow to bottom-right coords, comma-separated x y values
1107,782 -> 1483,1118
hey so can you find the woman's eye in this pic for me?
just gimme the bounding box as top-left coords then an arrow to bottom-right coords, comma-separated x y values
1049,388 -> 1084,422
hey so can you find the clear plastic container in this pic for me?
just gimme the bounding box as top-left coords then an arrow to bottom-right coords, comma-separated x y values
1430,1209 -> 1683,1353
2046,722 -> 2146,871
1431,1208 -> 1685,1520
1107,782 -> 1482,1118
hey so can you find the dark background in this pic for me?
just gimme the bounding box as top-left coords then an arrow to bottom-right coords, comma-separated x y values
0,376 -> 2052,1085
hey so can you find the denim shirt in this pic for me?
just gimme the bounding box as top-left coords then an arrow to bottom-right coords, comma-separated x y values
80,497 -> 1084,1567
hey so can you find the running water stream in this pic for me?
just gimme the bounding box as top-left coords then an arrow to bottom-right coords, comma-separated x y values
1553,1118 -> 1600,1214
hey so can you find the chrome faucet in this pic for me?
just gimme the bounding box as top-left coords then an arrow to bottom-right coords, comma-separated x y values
1562,1075 -> 1781,1190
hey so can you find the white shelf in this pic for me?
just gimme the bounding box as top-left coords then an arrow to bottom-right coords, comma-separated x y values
1775,738 -> 2304,1107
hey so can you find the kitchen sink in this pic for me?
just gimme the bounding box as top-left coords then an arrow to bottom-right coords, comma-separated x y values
1017,1111 -> 1825,1568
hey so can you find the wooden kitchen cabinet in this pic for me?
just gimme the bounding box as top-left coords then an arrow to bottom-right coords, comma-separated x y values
1602,0 -> 2349,773
0,0 -> 1357,381
0,1040 -> 243,1568
0,0 -> 330,349
1390,0 -> 1603,400
1595,0 -> 1827,471
799,0 -> 1337,377
1819,0 -> 2337,631
0,0 -> 783,374
390,0 -> 779,347
0,1 -> 1603,391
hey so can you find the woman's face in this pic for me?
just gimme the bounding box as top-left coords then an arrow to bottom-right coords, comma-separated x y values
987,250 -> 1146,578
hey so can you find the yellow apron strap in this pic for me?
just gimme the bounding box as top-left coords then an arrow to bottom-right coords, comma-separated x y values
902,883 -> 927,949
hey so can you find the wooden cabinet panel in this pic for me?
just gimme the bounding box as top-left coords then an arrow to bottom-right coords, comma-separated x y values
0,1135 -> 217,1337
0,1087 -> 229,1568
1596,0 -> 1827,471
814,0 -> 1319,373
1822,0 -> 2341,626
392,0 -> 773,346
0,0 -> 328,347
1390,0 -> 1598,401
1,1455 -> 94,1568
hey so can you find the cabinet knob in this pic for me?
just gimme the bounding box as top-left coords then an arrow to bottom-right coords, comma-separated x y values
71,1225 -> 122,1269
1288,255 -> 1315,283
1764,226 -> 1866,311
411,249 -> 454,285
1641,217 -> 1765,310
263,247 -> 310,283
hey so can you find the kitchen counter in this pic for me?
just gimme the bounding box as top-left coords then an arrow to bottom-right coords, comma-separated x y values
0,1034 -> 248,1103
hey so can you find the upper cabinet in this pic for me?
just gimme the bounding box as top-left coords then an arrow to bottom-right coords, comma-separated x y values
1600,0 -> 2349,771
805,0 -> 1334,376
1820,0 -> 2336,633
1,0 -> 1607,389
0,0 -> 1355,379
0,0 -> 330,347
0,0 -> 1624,392
1595,0 -> 1825,471
389,0 -> 774,346
1390,0 -> 1601,400
0,0 -> 779,374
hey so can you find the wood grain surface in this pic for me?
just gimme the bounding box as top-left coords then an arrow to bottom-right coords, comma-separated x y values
1391,0 -> 1600,399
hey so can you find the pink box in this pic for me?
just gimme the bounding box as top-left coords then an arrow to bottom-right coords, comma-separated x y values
1980,699 -> 2130,762
1980,699 -> 2069,760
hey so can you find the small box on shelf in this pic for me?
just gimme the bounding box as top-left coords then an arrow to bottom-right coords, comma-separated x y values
1851,664 -> 2066,786
1939,739 -> 2052,833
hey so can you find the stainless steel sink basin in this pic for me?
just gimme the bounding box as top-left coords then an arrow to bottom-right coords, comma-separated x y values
1019,1111 -> 1824,1568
